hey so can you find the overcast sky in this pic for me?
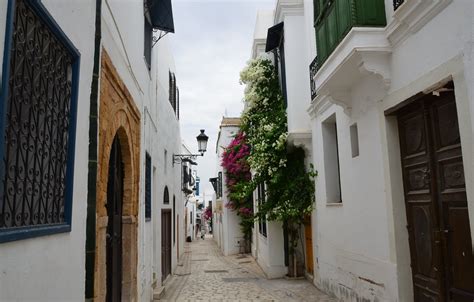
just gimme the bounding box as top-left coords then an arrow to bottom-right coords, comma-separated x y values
170,0 -> 274,199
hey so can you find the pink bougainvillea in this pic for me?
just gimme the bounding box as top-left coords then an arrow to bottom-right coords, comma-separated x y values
221,132 -> 254,241
203,206 -> 212,221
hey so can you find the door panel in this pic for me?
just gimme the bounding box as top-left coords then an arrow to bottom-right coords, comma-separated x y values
398,89 -> 474,301
106,135 -> 124,302
304,215 -> 314,275
429,95 -> 474,300
398,103 -> 443,300
162,210 -> 172,282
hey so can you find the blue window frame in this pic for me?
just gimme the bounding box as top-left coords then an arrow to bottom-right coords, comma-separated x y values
0,0 -> 81,243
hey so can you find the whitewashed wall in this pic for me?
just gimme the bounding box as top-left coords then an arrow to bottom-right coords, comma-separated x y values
308,1 -> 474,301
216,124 -> 243,256
101,1 -> 183,300
0,0 -> 96,300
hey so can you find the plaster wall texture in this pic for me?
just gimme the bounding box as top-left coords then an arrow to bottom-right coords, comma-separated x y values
0,0 -> 95,300
309,1 -> 474,301
277,10 -> 311,134
101,2 -> 183,300
216,124 -> 243,256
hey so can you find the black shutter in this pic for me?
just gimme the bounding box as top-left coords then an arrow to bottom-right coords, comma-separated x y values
145,153 -> 152,221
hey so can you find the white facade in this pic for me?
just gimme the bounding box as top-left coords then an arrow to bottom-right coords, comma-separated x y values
249,10 -> 288,279
101,2 -> 184,299
307,0 -> 474,301
0,1 -> 95,300
213,118 -> 244,256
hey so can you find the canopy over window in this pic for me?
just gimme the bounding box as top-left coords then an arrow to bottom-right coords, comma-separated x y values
146,0 -> 175,33
265,22 -> 284,52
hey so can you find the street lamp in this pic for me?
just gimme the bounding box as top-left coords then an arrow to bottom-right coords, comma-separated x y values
173,129 -> 209,164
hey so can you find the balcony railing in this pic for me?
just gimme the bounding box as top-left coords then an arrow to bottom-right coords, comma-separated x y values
314,0 -> 386,70
393,0 -> 404,10
309,56 -> 319,100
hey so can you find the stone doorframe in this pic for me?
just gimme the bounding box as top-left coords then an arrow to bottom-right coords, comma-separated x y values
94,49 -> 141,301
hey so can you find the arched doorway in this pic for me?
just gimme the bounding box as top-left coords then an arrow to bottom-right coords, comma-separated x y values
162,187 -> 172,281
106,135 -> 124,302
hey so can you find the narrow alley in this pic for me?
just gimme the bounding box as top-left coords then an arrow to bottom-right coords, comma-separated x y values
160,236 -> 336,302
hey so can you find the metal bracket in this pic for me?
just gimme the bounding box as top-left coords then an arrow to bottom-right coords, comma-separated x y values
173,153 -> 202,165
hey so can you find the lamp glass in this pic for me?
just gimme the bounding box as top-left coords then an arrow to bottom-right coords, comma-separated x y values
196,129 -> 209,153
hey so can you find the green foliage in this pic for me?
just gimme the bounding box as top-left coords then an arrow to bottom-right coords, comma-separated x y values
238,58 -> 318,256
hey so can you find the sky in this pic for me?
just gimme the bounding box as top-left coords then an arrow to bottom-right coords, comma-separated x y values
170,0 -> 274,199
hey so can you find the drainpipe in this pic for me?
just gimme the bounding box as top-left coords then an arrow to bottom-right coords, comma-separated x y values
85,0 -> 102,299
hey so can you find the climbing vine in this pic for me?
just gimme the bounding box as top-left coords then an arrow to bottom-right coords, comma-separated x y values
240,58 -> 317,273
221,132 -> 254,242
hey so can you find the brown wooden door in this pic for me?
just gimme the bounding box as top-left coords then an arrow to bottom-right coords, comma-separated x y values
161,210 -> 172,281
304,215 -> 314,275
397,89 -> 474,301
106,135 -> 124,302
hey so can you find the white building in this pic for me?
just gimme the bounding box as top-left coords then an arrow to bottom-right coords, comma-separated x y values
307,0 -> 474,301
0,0 -> 95,300
212,117 -> 244,256
248,10 -> 289,280
0,0 -> 186,301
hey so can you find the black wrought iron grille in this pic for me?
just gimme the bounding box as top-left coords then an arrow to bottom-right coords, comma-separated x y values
0,0 -> 73,229
394,0 -> 405,10
309,56 -> 319,101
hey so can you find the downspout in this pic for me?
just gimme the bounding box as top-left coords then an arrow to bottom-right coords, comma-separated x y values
85,0 -> 102,299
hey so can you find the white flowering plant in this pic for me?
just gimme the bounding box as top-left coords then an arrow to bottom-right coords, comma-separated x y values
239,59 -> 317,255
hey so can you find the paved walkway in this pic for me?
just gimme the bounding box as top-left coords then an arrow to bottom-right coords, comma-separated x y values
160,236 -> 337,302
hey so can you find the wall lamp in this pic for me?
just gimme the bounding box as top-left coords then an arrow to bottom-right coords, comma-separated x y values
173,129 -> 209,165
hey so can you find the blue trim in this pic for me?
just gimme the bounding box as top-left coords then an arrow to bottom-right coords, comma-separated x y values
0,0 -> 81,243
0,0 -> 15,210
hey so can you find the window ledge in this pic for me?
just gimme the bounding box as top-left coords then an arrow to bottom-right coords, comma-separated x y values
386,0 -> 453,46
326,202 -> 343,207
0,224 -> 71,243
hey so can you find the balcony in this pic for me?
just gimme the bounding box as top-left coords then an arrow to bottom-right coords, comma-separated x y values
310,0 -> 391,109
314,0 -> 387,68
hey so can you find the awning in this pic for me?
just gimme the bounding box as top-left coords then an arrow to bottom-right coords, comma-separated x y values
147,0 -> 175,33
265,22 -> 284,52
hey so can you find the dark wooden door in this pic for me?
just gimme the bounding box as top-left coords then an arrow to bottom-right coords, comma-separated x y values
161,210 -> 172,281
397,89 -> 474,301
106,135 -> 124,302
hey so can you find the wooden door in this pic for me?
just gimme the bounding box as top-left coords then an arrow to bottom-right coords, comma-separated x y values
397,89 -> 474,301
106,135 -> 124,302
304,215 -> 314,275
161,210 -> 172,282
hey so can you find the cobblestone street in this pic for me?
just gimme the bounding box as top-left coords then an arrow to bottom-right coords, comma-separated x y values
160,236 -> 337,302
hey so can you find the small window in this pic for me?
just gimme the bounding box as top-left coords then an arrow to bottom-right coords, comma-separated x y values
163,186 -> 169,204
144,17 -> 153,69
145,153 -> 152,221
218,172 -> 223,198
164,149 -> 167,174
322,114 -> 342,203
350,123 -> 359,158
169,72 -> 177,114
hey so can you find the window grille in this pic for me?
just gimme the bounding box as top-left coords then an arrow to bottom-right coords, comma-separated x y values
145,153 -> 151,221
0,0 -> 80,242
393,0 -> 404,10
